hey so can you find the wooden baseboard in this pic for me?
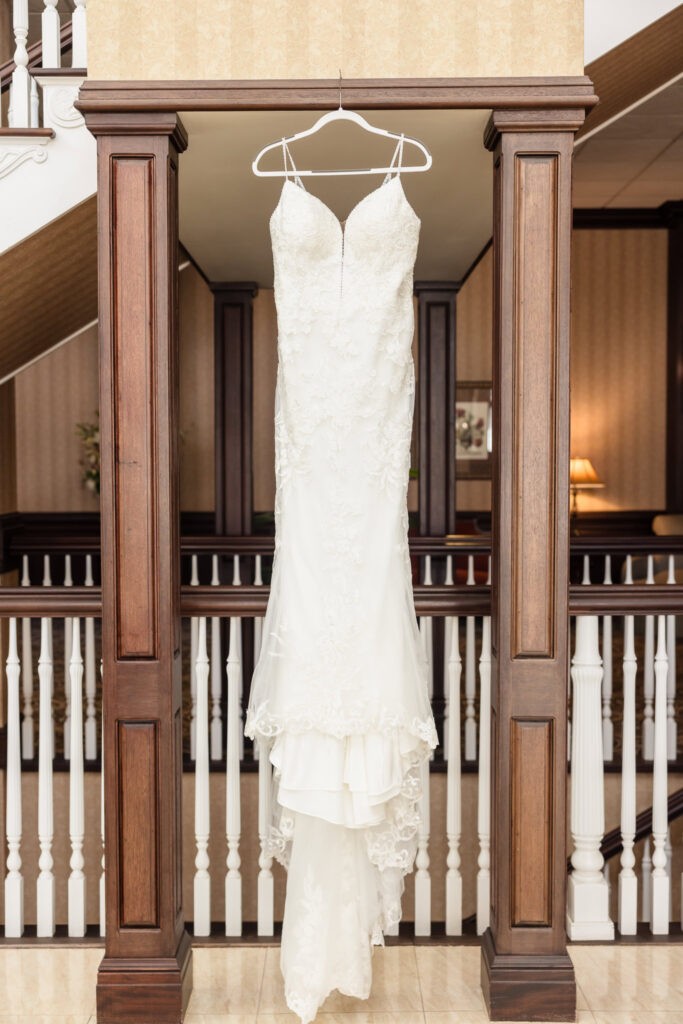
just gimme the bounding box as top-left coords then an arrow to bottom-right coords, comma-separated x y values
96,930 -> 193,1024
480,929 -> 576,1022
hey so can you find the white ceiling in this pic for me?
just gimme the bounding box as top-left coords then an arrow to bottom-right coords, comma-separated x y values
179,109 -> 493,287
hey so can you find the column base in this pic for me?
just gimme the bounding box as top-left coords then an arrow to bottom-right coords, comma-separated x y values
481,929 -> 576,1022
96,930 -> 193,1024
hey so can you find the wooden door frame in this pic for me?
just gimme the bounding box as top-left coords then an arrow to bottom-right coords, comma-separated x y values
77,74 -> 597,1024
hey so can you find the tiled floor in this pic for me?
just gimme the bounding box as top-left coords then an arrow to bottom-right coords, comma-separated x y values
0,944 -> 681,1023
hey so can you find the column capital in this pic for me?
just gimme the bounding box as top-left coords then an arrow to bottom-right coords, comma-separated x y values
80,108 -> 188,152
484,107 -> 586,150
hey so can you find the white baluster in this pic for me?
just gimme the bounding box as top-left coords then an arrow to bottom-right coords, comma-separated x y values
422,555 -> 434,700
11,0 -> 31,126
445,616 -> 462,935
41,0 -> 61,67
641,836 -> 652,923
210,555 -> 222,761
99,659 -> 105,937
37,618 -> 55,936
665,826 -> 673,920
414,756 -> 431,935
582,554 -> 591,585
194,618 -> 211,936
84,555 -> 97,760
42,555 -> 54,759
651,615 -> 670,934
476,616 -> 491,935
68,618 -> 85,936
63,554 -> 73,761
442,555 -> 454,761
464,556 -> 477,761
72,0 -> 87,67
8,80 -> 14,127
5,619 -> 24,937
602,555 -> 613,761
566,615 -> 614,939
21,555 -> 34,760
29,76 -> 38,127
225,616 -> 242,936
666,556 -> 677,761
232,555 -> 244,760
618,614 -> 638,934
643,555 -> 655,760
252,554 -> 264,763
257,735 -> 274,935
190,554 -> 199,761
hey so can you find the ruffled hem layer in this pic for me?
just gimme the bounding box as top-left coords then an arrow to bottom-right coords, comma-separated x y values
249,708 -> 437,1023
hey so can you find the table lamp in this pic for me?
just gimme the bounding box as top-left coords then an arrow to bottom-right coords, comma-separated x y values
570,457 -> 604,516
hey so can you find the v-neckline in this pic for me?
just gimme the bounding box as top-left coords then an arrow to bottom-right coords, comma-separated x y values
280,174 -> 408,239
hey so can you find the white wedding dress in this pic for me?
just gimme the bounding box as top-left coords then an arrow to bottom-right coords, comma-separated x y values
245,136 -> 438,1023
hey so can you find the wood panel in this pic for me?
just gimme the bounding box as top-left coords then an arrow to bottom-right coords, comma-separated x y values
0,379 -> 17,516
118,721 -> 159,927
667,204 -> 683,511
112,157 -> 157,659
482,108 -> 577,1021
213,284 -> 257,536
416,282 -> 457,537
0,196 -> 97,382
87,109 -> 192,1024
510,719 -> 553,927
511,155 -> 557,660
179,265 -> 214,512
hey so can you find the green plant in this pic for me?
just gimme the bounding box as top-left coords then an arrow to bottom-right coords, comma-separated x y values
76,412 -> 100,496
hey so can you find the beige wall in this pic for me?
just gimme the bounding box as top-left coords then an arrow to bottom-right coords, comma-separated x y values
179,263 -> 215,511
88,0 -> 583,81
571,228 -> 668,512
453,229 -> 669,514
13,264 -> 215,513
15,325 -> 100,512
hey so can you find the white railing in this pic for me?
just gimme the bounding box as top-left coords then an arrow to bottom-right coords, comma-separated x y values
567,543 -> 682,938
4,541 -> 680,941
6,0 -> 87,130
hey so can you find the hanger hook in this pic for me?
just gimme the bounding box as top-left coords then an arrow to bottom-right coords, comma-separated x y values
338,68 -> 343,110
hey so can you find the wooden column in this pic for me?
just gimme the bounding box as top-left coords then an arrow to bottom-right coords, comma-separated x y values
482,109 -> 583,1021
212,283 -> 257,538
666,202 -> 683,511
84,111 -> 192,1024
416,281 -> 458,539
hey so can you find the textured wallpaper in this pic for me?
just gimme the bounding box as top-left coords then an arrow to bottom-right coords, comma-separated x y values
88,0 -> 584,81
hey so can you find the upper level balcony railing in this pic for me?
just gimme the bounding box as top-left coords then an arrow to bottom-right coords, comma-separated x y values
0,2 -> 94,252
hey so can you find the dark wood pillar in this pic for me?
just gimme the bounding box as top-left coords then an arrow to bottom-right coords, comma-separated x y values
482,109 -> 583,1021
666,202 -> 683,511
85,110 -> 192,1024
416,281 -> 458,539
212,283 -> 257,538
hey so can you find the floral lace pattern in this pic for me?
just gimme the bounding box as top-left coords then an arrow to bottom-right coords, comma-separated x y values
245,157 -> 435,1023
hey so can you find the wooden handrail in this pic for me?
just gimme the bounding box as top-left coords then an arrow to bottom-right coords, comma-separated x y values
0,20 -> 73,92
600,788 -> 683,863
5,582 -> 683,617
0,583 -> 492,618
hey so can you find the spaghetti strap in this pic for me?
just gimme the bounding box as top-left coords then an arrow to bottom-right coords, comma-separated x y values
383,134 -> 405,184
281,138 -> 305,190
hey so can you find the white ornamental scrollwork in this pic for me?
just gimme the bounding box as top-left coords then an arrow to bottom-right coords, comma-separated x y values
0,143 -> 49,180
45,86 -> 84,130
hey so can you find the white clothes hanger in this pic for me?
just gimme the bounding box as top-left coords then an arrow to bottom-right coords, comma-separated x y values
252,71 -> 432,178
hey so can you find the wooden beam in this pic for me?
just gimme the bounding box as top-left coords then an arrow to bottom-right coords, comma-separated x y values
482,106 -> 581,1021
84,109 -> 192,1024
76,77 -> 598,115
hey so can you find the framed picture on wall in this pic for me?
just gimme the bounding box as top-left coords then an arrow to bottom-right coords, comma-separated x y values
455,381 -> 493,479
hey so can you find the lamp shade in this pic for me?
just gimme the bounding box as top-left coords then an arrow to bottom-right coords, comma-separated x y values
569,457 -> 604,489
